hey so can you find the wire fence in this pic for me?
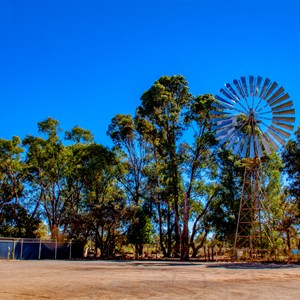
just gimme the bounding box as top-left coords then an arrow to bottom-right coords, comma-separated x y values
0,237 -> 84,260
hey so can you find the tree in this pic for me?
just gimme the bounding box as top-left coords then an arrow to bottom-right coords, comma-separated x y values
126,206 -> 152,258
22,117 -> 69,239
107,114 -> 148,206
136,75 -> 217,260
136,75 -> 191,258
0,136 -> 39,237
60,126 -> 94,242
282,126 -> 300,205
78,143 -> 127,258
206,150 -> 244,245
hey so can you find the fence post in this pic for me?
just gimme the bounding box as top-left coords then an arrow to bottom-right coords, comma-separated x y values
55,239 -> 57,260
38,239 -> 42,259
69,240 -> 72,260
20,239 -> 23,260
12,239 -> 15,260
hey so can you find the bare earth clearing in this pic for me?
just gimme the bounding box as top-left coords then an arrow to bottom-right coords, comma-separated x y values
1,260 -> 300,299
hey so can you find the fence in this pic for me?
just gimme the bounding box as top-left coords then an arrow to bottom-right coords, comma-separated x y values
0,237 -> 84,260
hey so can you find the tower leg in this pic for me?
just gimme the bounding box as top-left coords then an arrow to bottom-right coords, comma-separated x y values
233,159 -> 271,260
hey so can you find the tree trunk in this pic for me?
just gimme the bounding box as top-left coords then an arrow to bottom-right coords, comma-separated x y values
180,195 -> 190,261
157,201 -> 167,257
286,229 -> 291,251
167,209 -> 172,257
50,223 -> 59,239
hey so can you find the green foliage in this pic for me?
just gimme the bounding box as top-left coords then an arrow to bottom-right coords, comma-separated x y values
283,126 -> 300,203
1,75 -> 299,261
126,206 -> 152,257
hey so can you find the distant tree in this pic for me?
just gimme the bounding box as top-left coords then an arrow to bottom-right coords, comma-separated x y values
126,206 -> 152,258
0,136 -> 39,237
206,150 -> 243,245
107,114 -> 148,206
22,118 -> 69,239
78,143 -> 127,258
282,126 -> 300,206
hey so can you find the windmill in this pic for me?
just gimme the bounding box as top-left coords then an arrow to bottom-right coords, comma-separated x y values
211,75 -> 295,258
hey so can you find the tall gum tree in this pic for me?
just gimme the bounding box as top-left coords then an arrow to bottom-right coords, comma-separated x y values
136,75 -> 217,260
137,75 -> 191,257
108,114 -> 153,257
22,118 -> 68,239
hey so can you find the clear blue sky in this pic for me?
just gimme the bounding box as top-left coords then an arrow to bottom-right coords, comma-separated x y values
1,0 -> 299,146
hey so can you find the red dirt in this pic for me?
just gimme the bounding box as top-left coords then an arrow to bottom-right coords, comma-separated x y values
1,260 -> 299,299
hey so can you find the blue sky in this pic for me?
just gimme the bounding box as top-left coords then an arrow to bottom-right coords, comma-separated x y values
0,0 -> 299,147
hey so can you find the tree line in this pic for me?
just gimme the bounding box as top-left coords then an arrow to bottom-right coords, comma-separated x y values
1,75 -> 299,260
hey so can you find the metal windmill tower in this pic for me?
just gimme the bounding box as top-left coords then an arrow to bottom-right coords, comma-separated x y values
211,75 -> 295,258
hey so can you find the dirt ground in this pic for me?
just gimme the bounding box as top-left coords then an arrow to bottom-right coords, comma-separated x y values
1,260 -> 300,299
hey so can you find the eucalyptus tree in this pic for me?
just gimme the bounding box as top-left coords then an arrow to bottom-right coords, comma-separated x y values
206,150 -> 244,245
60,126 -> 94,241
136,75 -> 190,257
107,114 -> 148,206
108,114 -> 153,257
0,136 -> 39,236
282,126 -> 300,205
22,117 -> 69,239
136,75 -> 217,260
180,93 -> 218,260
79,143 -> 127,258
281,126 -> 300,249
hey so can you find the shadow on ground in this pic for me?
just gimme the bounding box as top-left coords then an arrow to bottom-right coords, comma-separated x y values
207,262 -> 300,269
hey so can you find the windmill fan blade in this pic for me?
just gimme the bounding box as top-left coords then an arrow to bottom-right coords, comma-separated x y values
210,110 -> 231,115
211,117 -> 231,123
241,77 -> 249,97
233,135 -> 244,155
233,79 -> 246,99
262,81 -> 278,100
266,87 -> 284,103
211,101 -> 233,110
216,125 -> 235,138
225,83 -> 240,101
264,132 -> 279,151
241,136 -> 249,157
259,78 -> 271,98
254,135 -> 263,158
226,132 -> 240,150
271,100 -> 293,111
273,109 -> 295,115
255,76 -> 263,97
249,75 -> 255,96
270,125 -> 291,139
269,93 -> 290,106
212,121 -> 236,132
267,129 -> 284,147
272,121 -> 294,131
215,95 -> 235,107
273,116 -> 295,124
218,128 -> 236,145
220,88 -> 237,102
261,134 -> 272,155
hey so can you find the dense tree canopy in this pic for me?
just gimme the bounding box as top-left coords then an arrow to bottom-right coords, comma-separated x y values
0,75 -> 299,260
